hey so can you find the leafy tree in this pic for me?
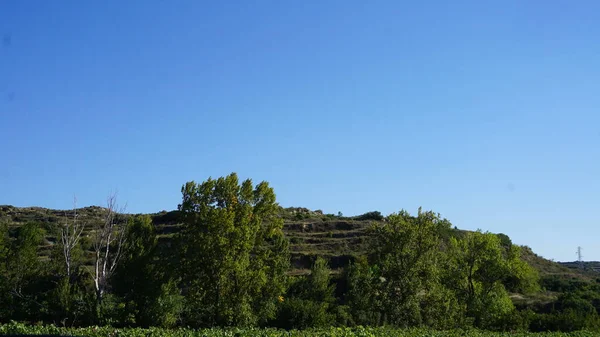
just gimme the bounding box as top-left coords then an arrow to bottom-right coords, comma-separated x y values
496,233 -> 512,248
303,258 -> 336,304
503,245 -> 540,295
178,173 -> 289,327
0,220 -> 11,320
146,278 -> 184,328
48,271 -> 93,327
111,215 -> 156,325
46,201 -> 90,327
275,258 -> 336,329
343,256 -> 383,326
363,208 -> 455,327
48,240 -> 91,327
112,215 -> 182,327
4,223 -> 45,321
444,230 -> 536,329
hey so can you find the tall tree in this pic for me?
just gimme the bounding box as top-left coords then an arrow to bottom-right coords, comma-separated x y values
178,173 -> 289,327
112,214 -> 183,327
113,215 -> 157,300
5,223 -> 45,320
363,208 -> 456,327
60,198 -> 85,279
50,199 -> 88,327
0,220 -> 11,320
344,256 -> 384,326
444,230 -> 536,328
92,194 -> 127,307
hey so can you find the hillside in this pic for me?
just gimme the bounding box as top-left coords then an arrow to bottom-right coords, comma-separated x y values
0,205 -> 370,273
0,204 -> 595,281
3,203 -> 600,331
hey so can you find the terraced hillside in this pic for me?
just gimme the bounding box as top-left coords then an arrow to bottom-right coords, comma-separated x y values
285,219 -> 371,274
0,205 -> 376,273
0,204 -> 597,281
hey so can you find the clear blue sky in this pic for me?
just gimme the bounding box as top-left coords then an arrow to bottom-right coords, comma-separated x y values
1,1 -> 599,262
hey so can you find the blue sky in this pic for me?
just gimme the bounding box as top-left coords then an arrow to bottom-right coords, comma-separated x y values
1,1 -> 599,262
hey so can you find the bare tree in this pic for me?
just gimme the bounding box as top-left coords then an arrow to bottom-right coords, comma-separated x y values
61,197 -> 85,278
92,193 -> 127,303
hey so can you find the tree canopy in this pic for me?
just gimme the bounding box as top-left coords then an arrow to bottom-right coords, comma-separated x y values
178,173 -> 289,327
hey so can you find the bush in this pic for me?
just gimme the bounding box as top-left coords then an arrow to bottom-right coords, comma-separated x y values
529,311 -> 600,332
273,298 -> 333,329
355,211 -> 384,221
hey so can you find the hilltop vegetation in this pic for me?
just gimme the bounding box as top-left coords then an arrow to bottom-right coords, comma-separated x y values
0,173 -> 599,332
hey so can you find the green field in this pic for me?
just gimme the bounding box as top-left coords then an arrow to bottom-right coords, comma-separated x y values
0,323 -> 596,337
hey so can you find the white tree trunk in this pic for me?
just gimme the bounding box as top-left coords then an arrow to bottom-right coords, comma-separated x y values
92,193 -> 127,304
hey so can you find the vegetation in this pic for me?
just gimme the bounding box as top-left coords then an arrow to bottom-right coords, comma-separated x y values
0,322 -> 599,337
0,172 -> 598,333
177,175 -> 288,327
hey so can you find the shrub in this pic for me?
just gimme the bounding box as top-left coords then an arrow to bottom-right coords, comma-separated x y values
355,211 -> 383,221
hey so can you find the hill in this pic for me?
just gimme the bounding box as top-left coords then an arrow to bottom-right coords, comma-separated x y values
2,203 -> 600,331
0,204 -> 596,280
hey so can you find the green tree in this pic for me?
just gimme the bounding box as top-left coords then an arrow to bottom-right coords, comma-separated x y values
111,215 -> 156,325
0,220 -> 11,320
444,230 -> 536,329
5,223 -> 45,321
48,202 -> 90,327
363,208 -> 455,327
112,215 -> 183,327
178,173 -> 289,327
275,257 -> 336,329
503,244 -> 540,295
343,256 -> 383,326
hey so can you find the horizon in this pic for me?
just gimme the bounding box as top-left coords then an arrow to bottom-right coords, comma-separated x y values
1,1 -> 599,262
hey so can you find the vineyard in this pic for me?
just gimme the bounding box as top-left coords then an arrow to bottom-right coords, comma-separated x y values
0,323 -> 596,337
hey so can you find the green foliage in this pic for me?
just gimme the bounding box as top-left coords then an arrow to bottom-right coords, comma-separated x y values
343,256 -> 383,326
504,246 -> 540,295
178,173 -> 289,327
530,310 -> 600,332
274,258 -> 337,329
274,298 -> 332,329
0,323 -> 599,337
2,223 -> 46,321
496,233 -> 513,247
112,215 -> 183,327
0,183 -> 597,333
0,220 -> 11,319
48,273 -> 95,327
363,208 -> 453,327
444,230 -> 539,330
355,211 -> 383,221
150,279 -> 184,328
47,227 -> 94,327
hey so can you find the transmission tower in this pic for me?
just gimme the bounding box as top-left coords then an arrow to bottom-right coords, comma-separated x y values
577,246 -> 583,269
